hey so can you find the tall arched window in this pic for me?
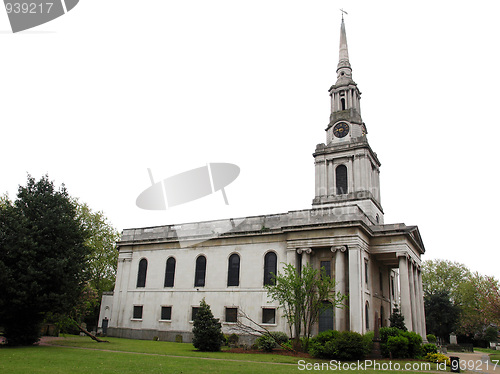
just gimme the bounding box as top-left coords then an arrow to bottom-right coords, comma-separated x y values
263,252 -> 277,285
194,255 -> 206,287
136,258 -> 148,288
341,98 -> 346,110
336,165 -> 348,195
227,253 -> 240,286
365,302 -> 370,330
164,257 -> 176,287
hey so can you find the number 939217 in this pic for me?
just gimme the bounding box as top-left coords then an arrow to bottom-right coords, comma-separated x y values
5,2 -> 54,14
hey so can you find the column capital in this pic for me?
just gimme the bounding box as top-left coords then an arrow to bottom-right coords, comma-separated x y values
297,247 -> 312,255
331,245 -> 347,253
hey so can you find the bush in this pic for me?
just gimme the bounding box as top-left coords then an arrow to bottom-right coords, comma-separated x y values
309,330 -> 340,358
426,334 -> 437,343
192,299 -> 225,352
335,331 -> 369,360
363,331 -> 374,353
424,353 -> 450,366
387,335 -> 409,358
379,327 -> 422,358
422,343 -> 438,355
309,330 -> 369,360
256,332 -> 289,352
401,331 -> 422,358
227,333 -> 239,345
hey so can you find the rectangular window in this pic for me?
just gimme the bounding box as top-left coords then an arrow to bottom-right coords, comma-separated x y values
262,308 -> 276,324
391,277 -> 395,297
379,268 -> 383,293
191,307 -> 199,321
161,306 -> 172,321
225,307 -> 238,323
365,260 -> 369,284
320,260 -> 331,279
133,305 -> 143,319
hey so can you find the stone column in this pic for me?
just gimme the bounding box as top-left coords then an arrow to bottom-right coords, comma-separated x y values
408,261 -> 417,332
348,245 -> 363,333
332,246 -> 347,331
413,264 -> 422,336
297,248 -> 312,272
398,255 -> 413,331
417,269 -> 427,340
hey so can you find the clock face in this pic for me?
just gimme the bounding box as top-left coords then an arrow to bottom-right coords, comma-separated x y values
333,122 -> 349,138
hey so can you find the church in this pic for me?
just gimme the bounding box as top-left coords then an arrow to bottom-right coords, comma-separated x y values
98,19 -> 427,343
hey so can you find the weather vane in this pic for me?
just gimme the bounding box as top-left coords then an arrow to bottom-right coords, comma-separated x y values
340,8 -> 348,21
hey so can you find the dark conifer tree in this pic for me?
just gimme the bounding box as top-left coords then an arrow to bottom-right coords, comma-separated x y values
0,175 -> 89,345
192,298 -> 225,352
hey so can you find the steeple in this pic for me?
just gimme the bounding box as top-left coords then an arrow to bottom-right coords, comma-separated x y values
312,17 -> 383,225
336,18 -> 353,86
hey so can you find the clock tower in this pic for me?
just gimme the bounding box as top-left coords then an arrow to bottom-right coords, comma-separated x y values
313,18 -> 383,225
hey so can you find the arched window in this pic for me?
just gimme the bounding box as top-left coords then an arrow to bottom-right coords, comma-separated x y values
227,253 -> 240,286
164,257 -> 176,287
341,98 -> 346,110
194,255 -> 206,287
136,258 -> 148,288
263,252 -> 277,286
336,165 -> 348,195
365,302 -> 370,330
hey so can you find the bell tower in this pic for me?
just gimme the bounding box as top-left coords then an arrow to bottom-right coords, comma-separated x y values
313,18 -> 383,225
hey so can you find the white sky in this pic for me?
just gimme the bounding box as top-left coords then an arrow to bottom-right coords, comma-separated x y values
1,1 -> 499,278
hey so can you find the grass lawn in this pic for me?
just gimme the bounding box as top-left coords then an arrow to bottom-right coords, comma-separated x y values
0,335 -> 448,373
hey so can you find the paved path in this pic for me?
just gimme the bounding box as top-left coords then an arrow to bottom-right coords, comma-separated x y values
450,351 -> 499,374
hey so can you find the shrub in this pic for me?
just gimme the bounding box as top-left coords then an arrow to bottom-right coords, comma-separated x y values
424,353 -> 450,366
335,331 -> 369,360
363,331 -> 374,352
309,330 -> 340,358
227,333 -> 239,345
401,331 -> 422,358
192,299 -> 225,352
422,343 -> 438,355
387,335 -> 409,358
256,332 -> 289,352
309,330 -> 369,360
380,327 -> 402,357
426,334 -> 437,343
379,327 -> 422,359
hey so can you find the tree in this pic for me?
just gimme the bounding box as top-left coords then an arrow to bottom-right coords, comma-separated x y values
265,263 -> 346,346
0,175 -> 90,345
389,304 -> 407,331
73,200 -> 120,328
424,290 -> 460,342
192,299 -> 225,352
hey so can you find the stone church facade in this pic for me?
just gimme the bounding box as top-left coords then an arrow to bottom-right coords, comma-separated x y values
99,19 -> 427,342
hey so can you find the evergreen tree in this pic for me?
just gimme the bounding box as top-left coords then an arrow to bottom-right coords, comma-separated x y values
192,299 -> 225,351
389,305 -> 407,331
0,175 -> 89,345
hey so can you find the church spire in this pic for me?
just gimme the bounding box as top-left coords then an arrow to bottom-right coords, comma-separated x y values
336,18 -> 353,85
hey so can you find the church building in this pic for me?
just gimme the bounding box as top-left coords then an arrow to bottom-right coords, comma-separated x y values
99,19 -> 427,342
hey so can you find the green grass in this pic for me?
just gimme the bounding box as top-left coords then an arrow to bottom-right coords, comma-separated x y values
48,335 -> 302,364
0,335 -> 448,373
